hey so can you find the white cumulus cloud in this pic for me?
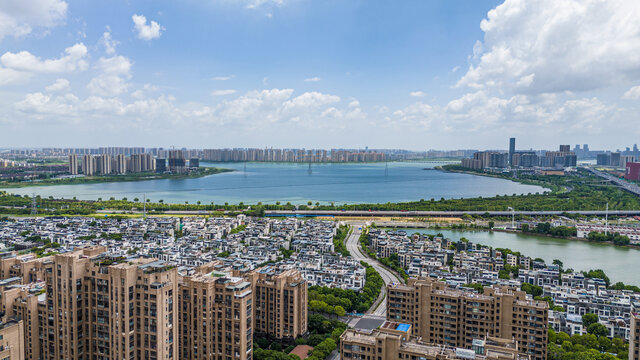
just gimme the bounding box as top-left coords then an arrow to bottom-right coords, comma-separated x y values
1,43 -> 87,73
457,0 -> 640,95
0,0 -> 68,41
45,78 -> 69,92
304,77 -> 321,82
409,91 -> 427,98
87,56 -> 132,97
132,14 -> 164,41
623,85 -> 640,100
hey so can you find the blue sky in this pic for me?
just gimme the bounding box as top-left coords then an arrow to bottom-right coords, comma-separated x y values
1,0 -> 639,150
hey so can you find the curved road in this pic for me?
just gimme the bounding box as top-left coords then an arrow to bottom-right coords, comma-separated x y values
345,223 -> 402,316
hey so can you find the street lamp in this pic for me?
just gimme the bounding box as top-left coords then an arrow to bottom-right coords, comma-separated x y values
507,206 -> 515,230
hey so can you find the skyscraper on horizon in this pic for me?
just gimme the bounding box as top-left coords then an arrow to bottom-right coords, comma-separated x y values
509,137 -> 516,166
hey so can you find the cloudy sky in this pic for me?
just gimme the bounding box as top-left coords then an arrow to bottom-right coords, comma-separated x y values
1,0 -> 639,150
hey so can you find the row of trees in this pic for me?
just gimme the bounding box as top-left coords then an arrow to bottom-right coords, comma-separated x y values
587,232 -> 631,246
521,222 -> 577,238
308,261 -> 384,314
332,225 -> 350,257
547,328 -> 628,359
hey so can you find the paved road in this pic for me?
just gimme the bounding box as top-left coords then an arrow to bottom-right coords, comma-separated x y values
584,166 -> 640,197
344,224 -> 402,317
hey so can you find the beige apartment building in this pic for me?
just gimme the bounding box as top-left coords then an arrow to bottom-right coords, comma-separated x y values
246,267 -> 308,342
631,313 -> 639,360
0,320 -> 25,360
178,264 -> 253,360
38,248 -> 178,360
0,253 -> 48,284
340,321 -> 530,360
387,279 -> 548,360
0,248 -> 309,360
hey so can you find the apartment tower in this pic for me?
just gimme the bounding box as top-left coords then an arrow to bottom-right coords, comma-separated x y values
68,154 -> 79,175
246,267 -> 308,342
178,264 -> 253,360
631,312 -> 639,360
387,278 -> 548,360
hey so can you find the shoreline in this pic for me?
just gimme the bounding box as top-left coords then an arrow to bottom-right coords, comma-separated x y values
382,224 -> 640,250
435,165 -> 560,193
0,167 -> 233,189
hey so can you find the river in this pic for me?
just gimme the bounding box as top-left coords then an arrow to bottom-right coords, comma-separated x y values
2,162 -> 546,205
395,228 -> 640,286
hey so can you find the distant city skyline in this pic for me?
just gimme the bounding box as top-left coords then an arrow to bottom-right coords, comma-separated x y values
1,0 -> 640,149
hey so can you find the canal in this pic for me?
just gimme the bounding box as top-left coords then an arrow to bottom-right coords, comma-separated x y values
392,228 -> 640,286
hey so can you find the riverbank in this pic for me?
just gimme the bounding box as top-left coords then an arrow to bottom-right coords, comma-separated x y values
436,164 -> 564,193
0,167 -> 233,189
381,222 -> 640,250
387,227 -> 640,285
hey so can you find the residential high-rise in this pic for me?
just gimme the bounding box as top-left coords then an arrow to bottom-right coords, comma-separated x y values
82,155 -> 95,176
96,154 -> 112,175
247,267 -> 308,342
116,154 -> 127,174
0,253 -> 48,284
39,248 -> 178,360
509,137 -> 516,166
341,323 -> 530,360
68,154 -> 78,175
631,312 -> 639,360
178,264 -> 253,360
386,278 -> 548,360
0,320 -> 25,360
168,150 -> 186,173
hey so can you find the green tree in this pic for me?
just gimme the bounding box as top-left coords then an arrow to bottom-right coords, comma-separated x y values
586,323 -> 608,337
582,313 -> 598,328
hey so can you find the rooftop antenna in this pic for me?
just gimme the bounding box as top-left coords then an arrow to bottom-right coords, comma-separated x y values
31,193 -> 37,215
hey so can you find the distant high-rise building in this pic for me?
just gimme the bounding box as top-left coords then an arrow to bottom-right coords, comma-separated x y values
509,137 -> 516,166
168,150 -> 186,173
559,144 -> 571,152
156,158 -> 167,173
68,154 -> 78,175
115,154 -> 127,174
81,155 -> 95,176
188,158 -> 199,168
96,154 -> 112,175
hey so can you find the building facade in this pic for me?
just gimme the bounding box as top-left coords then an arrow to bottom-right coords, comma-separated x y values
340,322 -> 530,360
247,267 -> 308,342
178,265 -> 253,360
631,313 -> 639,360
386,279 -> 548,360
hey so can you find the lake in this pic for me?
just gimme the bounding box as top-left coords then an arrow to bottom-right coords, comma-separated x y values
396,228 -> 640,285
3,162 -> 547,205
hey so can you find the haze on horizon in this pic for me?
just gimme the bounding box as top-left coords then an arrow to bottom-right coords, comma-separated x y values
1,0 -> 639,151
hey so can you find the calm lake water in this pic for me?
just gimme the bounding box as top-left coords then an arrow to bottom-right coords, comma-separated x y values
3,162 -> 547,205
397,228 -> 640,285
